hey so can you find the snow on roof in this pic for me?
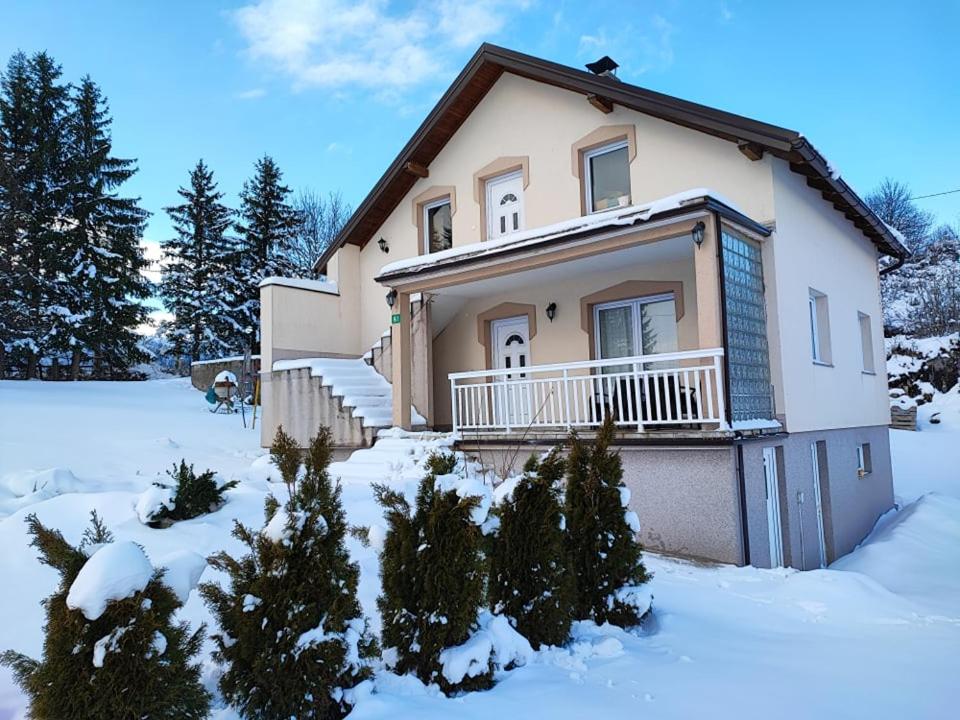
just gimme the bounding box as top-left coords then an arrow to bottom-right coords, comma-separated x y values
881,221 -> 910,253
258,276 -> 339,294
66,541 -> 154,620
378,188 -> 742,278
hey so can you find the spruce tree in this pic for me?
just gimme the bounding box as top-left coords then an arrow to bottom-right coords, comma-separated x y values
565,415 -> 651,626
374,452 -> 492,695
160,160 -> 237,363
489,449 -> 574,649
200,426 -> 375,720
0,512 -> 210,719
231,155 -> 300,352
62,76 -> 150,378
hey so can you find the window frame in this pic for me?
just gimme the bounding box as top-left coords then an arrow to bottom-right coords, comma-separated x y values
856,442 -> 872,477
583,139 -> 631,214
858,311 -> 875,374
593,292 -> 678,366
808,289 -> 831,365
422,196 -> 452,254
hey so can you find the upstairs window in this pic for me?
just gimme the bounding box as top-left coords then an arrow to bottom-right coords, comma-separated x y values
808,289 -> 832,365
423,198 -> 452,253
584,140 -> 631,212
859,311 -> 875,373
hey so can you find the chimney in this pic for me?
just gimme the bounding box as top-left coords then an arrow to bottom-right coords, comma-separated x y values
585,55 -> 619,80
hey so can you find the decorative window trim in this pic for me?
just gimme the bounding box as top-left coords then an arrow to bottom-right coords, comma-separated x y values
473,156 -> 529,242
411,186 -> 456,255
579,280 -> 684,359
571,125 -> 637,215
476,302 -> 538,370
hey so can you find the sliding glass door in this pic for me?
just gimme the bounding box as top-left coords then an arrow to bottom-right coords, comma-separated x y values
594,294 -> 678,371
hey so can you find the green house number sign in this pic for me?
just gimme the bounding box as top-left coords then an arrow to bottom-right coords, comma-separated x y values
391,313 -> 401,324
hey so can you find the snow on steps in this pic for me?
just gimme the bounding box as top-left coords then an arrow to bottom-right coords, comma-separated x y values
329,428 -> 456,484
272,357 -> 426,428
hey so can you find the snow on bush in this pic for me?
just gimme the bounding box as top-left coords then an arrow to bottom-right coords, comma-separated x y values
66,540 -> 153,621
156,550 -> 207,603
438,612 -> 533,686
135,484 -> 175,524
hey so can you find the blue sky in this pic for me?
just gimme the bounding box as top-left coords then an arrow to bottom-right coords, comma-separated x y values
3,0 -> 958,260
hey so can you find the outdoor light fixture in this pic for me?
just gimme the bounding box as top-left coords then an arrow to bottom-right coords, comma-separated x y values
692,221 -> 706,249
386,289 -> 397,308
546,302 -> 557,322
378,237 -> 389,253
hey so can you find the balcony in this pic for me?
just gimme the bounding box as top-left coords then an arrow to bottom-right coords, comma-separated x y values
449,348 -> 727,435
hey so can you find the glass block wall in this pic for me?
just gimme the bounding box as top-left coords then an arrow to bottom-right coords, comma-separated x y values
721,229 -> 774,422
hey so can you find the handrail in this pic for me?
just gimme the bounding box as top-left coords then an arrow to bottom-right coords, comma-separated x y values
448,347 -> 724,380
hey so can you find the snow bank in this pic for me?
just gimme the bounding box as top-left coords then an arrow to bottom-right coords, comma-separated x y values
438,612 -> 533,685
66,541 -> 153,620
157,550 -> 207,603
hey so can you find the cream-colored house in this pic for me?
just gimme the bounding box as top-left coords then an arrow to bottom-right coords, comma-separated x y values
259,45 -> 907,570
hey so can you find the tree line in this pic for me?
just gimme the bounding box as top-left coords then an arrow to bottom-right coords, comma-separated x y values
0,50 -> 350,380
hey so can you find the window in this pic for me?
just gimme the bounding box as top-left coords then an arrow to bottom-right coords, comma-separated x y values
584,140 -> 631,213
856,442 -> 872,477
859,311 -> 875,373
808,289 -> 831,364
594,294 -> 678,372
423,198 -> 452,253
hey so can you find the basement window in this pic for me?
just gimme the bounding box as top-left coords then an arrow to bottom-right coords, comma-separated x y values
856,443 -> 872,477
584,140 -> 631,212
423,198 -> 452,254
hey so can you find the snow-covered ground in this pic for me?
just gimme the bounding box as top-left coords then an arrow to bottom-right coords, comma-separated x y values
0,378 -> 957,719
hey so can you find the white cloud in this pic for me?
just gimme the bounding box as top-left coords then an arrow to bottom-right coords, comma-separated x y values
235,87 -> 267,100
231,0 -> 525,95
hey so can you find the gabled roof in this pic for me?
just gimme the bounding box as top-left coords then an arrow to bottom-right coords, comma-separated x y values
316,43 -> 908,270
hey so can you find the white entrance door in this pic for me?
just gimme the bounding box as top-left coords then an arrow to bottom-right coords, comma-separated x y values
486,171 -> 524,240
763,447 -> 784,568
491,316 -> 531,428
810,443 -> 828,568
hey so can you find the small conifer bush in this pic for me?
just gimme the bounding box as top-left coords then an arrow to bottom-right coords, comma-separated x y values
146,460 -> 238,528
200,426 -> 375,720
374,451 -> 492,694
565,414 -> 651,626
489,448 -> 574,649
0,512 -> 209,719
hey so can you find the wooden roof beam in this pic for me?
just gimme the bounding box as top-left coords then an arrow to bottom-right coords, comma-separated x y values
738,141 -> 765,161
587,93 -> 614,114
404,161 -> 429,178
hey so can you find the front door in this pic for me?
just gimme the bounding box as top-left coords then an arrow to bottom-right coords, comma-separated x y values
486,171 -> 524,240
491,316 -> 530,428
763,447 -> 784,568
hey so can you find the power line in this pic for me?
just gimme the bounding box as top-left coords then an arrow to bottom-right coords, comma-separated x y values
911,188 -> 960,200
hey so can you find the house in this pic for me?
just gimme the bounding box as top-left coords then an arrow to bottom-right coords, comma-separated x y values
258,45 -> 907,570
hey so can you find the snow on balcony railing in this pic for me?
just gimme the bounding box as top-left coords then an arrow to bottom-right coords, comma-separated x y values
449,348 -> 727,434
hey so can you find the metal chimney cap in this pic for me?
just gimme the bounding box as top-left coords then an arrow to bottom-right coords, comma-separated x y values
585,55 -> 619,76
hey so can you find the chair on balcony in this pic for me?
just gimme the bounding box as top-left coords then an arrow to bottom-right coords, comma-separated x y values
593,375 -> 700,429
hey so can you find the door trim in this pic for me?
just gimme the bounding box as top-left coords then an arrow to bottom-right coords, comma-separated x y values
763,446 -> 784,568
810,442 -> 828,568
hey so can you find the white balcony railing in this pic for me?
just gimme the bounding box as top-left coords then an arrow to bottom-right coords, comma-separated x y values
449,348 -> 727,434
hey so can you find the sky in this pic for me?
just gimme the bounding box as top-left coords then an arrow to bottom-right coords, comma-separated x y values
2,0 -> 959,293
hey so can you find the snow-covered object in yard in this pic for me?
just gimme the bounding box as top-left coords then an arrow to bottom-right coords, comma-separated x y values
437,612 -> 533,685
247,452 -> 283,483
378,188 -> 743,278
0,467 -> 81,516
434,471 -> 493,526
214,370 -> 237,384
258,275 -> 339,295
66,541 -> 154,620
157,550 -> 207,603
272,356 -> 426,427
134,484 -> 176,524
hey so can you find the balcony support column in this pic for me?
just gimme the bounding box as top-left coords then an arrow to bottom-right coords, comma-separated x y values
391,291 -> 412,430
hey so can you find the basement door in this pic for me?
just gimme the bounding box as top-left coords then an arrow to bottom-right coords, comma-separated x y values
763,447 -> 784,567
491,316 -> 531,428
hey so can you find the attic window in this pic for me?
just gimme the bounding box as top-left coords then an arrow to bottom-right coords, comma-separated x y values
585,140 -> 631,212
423,198 -> 452,254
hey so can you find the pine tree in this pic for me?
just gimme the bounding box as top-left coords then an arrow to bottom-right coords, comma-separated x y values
565,415 -> 651,627
489,449 -> 574,649
61,76 -> 150,378
374,452 -> 492,695
231,155 -> 300,352
160,160 -> 237,363
200,426 -> 375,720
0,512 -> 210,719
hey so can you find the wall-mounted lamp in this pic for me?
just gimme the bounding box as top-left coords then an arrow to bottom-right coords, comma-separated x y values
545,302 -> 557,322
378,237 -> 389,253
692,221 -> 706,249
386,289 -> 397,308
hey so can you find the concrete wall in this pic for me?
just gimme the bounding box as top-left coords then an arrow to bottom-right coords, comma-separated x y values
767,160 -> 890,433
432,251 -> 700,427
460,441 -> 743,565
259,368 -> 375,449
739,425 -> 894,569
